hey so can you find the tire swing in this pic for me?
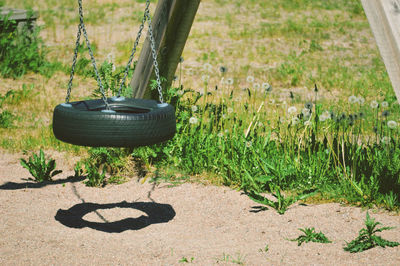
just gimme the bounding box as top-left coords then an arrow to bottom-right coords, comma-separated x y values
53,0 -> 176,148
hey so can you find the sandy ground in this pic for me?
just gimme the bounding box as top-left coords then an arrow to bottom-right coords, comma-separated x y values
0,152 -> 399,265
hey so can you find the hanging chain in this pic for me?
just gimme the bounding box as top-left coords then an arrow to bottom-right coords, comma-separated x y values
146,9 -> 164,103
66,23 -> 82,103
66,0 -> 164,105
117,0 -> 150,97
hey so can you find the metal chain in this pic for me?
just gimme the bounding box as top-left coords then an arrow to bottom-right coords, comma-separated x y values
117,0 -> 150,97
145,9 -> 164,103
77,0 -> 110,109
66,23 -> 82,103
67,0 -> 164,105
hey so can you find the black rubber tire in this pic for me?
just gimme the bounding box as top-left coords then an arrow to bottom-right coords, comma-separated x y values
53,98 -> 176,147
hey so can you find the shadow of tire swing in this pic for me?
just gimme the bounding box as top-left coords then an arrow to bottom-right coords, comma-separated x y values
55,201 -> 176,233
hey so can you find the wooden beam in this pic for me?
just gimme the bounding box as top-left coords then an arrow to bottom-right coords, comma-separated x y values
129,0 -> 200,100
361,0 -> 400,102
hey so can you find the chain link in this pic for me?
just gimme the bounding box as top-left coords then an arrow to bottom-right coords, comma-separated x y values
146,9 -> 164,103
66,23 -> 82,103
117,0 -> 150,97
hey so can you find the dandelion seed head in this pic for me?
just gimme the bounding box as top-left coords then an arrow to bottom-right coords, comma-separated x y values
388,120 -> 397,129
179,57 -> 184,63
381,101 -> 389,108
269,99 -> 276,104
219,66 -> 227,73
227,107 -> 233,114
357,96 -> 365,105
225,78 -> 234,85
304,120 -> 312,126
203,63 -> 212,72
370,100 -> 379,109
246,75 -> 255,83
381,136 -> 390,144
288,106 -> 297,115
322,111 -> 331,119
302,108 -> 311,117
246,141 -> 253,148
217,132 -> 224,138
191,105 -> 198,112
292,117 -> 300,125
348,95 -> 358,104
262,82 -> 272,92
254,83 -> 261,90
201,75 -> 210,83
177,90 -> 184,96
189,117 -> 198,124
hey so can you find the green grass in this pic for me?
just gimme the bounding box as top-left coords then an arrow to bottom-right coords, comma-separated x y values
0,0 -> 399,212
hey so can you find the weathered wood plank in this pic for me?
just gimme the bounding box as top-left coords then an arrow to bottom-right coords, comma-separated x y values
130,0 -> 200,100
361,0 -> 400,101
0,8 -> 37,21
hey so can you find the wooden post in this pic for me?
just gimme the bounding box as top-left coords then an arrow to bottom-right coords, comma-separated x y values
129,0 -> 200,100
361,0 -> 400,102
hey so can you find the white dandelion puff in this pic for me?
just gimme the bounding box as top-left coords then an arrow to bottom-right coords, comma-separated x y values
254,83 -> 261,90
227,107 -> 233,114
287,106 -> 297,115
189,117 -> 198,124
322,111 -> 331,120
381,136 -> 391,144
177,90 -> 184,96
262,82 -> 271,91
348,95 -> 358,104
225,77 -> 234,85
246,75 -> 255,83
246,141 -> 253,148
302,108 -> 311,117
304,120 -> 312,126
217,132 -> 224,138
292,117 -> 300,125
201,75 -> 210,83
370,100 -> 379,109
357,96 -> 365,105
191,105 -> 198,112
387,120 -> 397,129
381,101 -> 389,108
203,63 -> 212,72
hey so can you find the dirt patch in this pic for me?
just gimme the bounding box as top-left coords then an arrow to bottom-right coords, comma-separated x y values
0,152 -> 399,265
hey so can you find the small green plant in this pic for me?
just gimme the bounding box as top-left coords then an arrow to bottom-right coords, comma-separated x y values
290,227 -> 331,246
246,184 -> 317,214
344,212 -> 399,253
179,256 -> 194,263
73,161 -> 85,178
84,161 -> 106,187
259,244 -> 269,253
20,149 -> 62,182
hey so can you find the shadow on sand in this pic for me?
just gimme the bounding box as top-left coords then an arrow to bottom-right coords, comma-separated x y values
0,176 -> 86,190
55,201 -> 176,233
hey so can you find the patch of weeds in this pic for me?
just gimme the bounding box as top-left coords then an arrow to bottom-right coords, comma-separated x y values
179,256 -> 194,263
290,227 -> 331,246
215,252 -> 245,265
344,212 -> 399,253
79,147 -> 133,187
246,184 -> 317,214
344,212 -> 400,252
20,149 -> 62,182
83,161 -> 106,187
